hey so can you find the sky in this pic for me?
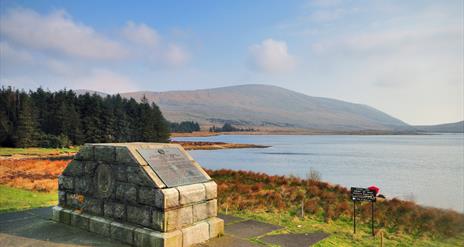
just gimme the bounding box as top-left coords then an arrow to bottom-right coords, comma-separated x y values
0,0 -> 462,125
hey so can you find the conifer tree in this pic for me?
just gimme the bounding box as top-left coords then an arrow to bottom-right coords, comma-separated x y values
0,87 -> 170,147
14,93 -> 37,147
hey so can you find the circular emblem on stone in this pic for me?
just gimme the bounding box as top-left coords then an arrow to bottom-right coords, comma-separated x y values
95,163 -> 114,198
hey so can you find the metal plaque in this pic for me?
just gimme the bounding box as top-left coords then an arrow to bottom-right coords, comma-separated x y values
137,147 -> 209,187
351,187 -> 376,202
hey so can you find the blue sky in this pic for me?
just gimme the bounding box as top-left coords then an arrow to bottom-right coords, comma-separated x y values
0,0 -> 462,125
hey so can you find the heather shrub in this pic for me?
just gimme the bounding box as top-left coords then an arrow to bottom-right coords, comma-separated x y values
207,169 -> 464,238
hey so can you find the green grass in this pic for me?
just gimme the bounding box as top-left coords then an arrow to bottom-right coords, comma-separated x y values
0,147 -> 79,157
227,210 -> 464,247
0,185 -> 57,212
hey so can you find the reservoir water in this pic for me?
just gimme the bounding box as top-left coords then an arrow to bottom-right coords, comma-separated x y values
174,134 -> 464,212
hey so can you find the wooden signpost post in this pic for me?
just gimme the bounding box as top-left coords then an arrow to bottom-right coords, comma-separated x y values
351,187 -> 377,236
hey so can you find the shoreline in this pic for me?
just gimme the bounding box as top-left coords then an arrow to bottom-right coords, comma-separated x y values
170,130 -> 453,137
171,141 -> 269,150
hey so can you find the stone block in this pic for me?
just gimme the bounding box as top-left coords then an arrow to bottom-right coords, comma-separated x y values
127,205 -> 151,227
152,209 -> 178,232
152,210 -> 163,231
127,166 -> 152,186
83,197 -> 102,215
59,175 -> 74,191
62,161 -> 84,177
134,228 -> 160,247
89,216 -> 111,237
181,221 -> 209,247
114,203 -> 126,220
115,146 -> 135,164
139,187 -> 156,206
75,145 -> 94,161
206,217 -> 224,238
59,208 -> 72,225
163,230 -> 183,247
103,202 -> 112,218
110,221 -> 135,245
66,193 -> 84,209
193,202 -> 208,222
115,183 -> 137,203
114,165 -> 128,182
70,211 -> 90,231
178,206 -> 193,227
104,202 -> 126,220
154,188 -> 179,209
51,206 -> 62,222
135,228 -> 183,247
177,184 -> 206,205
94,145 -> 115,162
58,191 -> 66,206
206,199 -> 218,218
84,161 -> 98,175
191,200 -> 216,222
203,181 -> 217,200
75,177 -> 91,194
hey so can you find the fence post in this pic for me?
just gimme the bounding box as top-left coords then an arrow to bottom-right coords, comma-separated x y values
371,201 -> 375,236
353,201 -> 356,234
301,200 -> 305,218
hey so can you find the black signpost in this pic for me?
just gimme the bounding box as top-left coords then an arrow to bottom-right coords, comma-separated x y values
351,187 -> 376,236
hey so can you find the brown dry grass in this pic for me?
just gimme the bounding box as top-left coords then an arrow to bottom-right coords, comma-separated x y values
0,159 -> 69,192
208,169 -> 464,238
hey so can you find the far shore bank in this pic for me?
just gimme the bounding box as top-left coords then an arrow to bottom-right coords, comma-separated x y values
171,141 -> 269,150
170,130 -> 437,137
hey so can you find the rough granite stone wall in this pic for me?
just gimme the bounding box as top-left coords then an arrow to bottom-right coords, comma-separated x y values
58,144 -> 219,233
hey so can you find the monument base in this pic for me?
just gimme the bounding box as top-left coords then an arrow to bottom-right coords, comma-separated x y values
52,206 -> 224,247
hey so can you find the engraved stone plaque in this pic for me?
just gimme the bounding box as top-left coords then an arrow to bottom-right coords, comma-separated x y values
95,163 -> 114,198
137,147 -> 209,187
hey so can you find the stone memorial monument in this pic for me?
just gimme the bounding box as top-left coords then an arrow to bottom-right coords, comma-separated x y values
52,143 -> 224,247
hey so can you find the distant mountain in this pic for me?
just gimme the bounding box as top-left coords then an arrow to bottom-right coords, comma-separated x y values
115,84 -> 411,132
414,121 -> 464,133
74,89 -> 109,98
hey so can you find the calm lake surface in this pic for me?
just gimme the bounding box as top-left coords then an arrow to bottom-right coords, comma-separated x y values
174,134 -> 464,212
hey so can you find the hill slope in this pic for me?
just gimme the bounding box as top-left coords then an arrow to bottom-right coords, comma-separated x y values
414,121 -> 464,133
119,84 -> 410,131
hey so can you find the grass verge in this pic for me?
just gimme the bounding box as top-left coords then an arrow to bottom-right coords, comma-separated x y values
0,185 -> 57,212
0,147 -> 79,157
230,210 -> 464,247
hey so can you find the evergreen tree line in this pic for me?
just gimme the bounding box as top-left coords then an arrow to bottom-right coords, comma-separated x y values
0,87 -> 170,148
169,121 -> 200,133
209,123 -> 255,132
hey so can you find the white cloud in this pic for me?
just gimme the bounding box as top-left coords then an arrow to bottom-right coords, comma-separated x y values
164,44 -> 190,67
305,4 -> 463,124
121,21 -> 160,47
249,39 -> 297,73
0,8 -> 127,60
312,26 -> 460,54
0,7 -> 193,93
0,41 -> 34,64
